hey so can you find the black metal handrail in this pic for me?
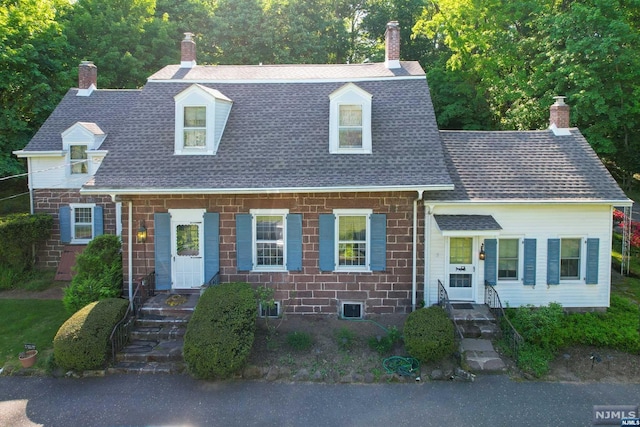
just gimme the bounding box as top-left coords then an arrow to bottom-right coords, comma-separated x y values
438,279 -> 465,340
109,271 -> 156,362
484,282 -> 524,363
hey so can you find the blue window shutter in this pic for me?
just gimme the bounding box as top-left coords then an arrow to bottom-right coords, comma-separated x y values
204,213 -> 220,282
484,239 -> 497,286
154,213 -> 171,291
318,214 -> 335,271
236,214 -> 253,271
523,239 -> 537,286
286,214 -> 303,271
59,206 -> 71,243
370,214 -> 386,271
93,205 -> 104,237
547,238 -> 560,285
585,238 -> 599,284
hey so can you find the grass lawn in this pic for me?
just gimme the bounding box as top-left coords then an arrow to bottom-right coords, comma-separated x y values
0,299 -> 70,373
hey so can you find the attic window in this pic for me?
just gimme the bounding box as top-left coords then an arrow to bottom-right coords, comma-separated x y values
184,106 -> 206,147
70,145 -> 88,174
329,83 -> 372,154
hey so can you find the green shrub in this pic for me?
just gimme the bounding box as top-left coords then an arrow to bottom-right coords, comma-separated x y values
0,213 -> 52,272
183,282 -> 256,379
517,343 -> 553,378
507,303 -> 566,352
404,306 -> 455,363
0,264 -> 21,290
53,298 -> 128,371
63,234 -> 123,314
286,331 -> 313,351
368,326 -> 403,355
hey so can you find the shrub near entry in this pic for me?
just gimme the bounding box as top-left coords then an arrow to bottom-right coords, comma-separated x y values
404,306 -> 456,363
183,282 -> 256,379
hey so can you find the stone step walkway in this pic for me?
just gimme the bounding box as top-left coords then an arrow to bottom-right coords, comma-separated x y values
459,338 -> 506,373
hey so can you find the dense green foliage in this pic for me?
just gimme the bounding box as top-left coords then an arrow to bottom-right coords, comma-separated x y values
0,213 -> 53,274
286,331 -> 314,351
367,326 -> 402,355
183,282 -> 256,379
53,298 -> 128,371
505,296 -> 640,377
404,306 -> 455,363
63,234 -> 123,314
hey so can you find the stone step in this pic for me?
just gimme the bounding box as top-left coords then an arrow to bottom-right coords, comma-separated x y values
116,338 -> 185,363
130,324 -> 187,341
107,361 -> 185,375
136,314 -> 191,328
459,338 -> 507,374
456,320 -> 501,339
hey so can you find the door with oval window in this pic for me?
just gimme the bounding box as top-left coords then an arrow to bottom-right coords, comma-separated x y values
447,237 -> 474,301
170,209 -> 204,289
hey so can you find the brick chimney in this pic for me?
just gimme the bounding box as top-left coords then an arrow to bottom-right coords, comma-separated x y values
181,32 -> 196,68
385,21 -> 401,69
549,96 -> 570,128
77,61 -> 97,96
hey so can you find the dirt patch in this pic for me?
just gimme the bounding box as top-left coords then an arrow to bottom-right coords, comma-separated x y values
543,346 -> 640,383
246,313 -> 459,382
0,282 -> 66,300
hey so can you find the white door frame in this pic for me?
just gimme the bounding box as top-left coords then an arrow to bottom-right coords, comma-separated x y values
445,236 -> 479,302
169,209 -> 205,290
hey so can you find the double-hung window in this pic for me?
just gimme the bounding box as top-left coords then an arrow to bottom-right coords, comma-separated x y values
183,106 -> 206,148
498,239 -> 519,280
560,238 -> 581,280
338,105 -> 363,148
73,205 -> 93,241
329,83 -> 372,154
70,145 -> 88,174
59,204 -> 103,244
337,212 -> 369,269
254,212 -> 286,269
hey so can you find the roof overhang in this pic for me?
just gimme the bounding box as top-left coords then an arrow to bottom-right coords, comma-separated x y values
13,150 -> 66,158
80,184 -> 455,197
424,198 -> 633,207
434,214 -> 502,237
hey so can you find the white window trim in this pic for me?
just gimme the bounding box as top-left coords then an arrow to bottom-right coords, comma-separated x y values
559,236 -> 585,284
497,237 -> 523,283
250,209 -> 289,272
329,83 -> 372,154
174,86 -> 218,155
259,301 -> 281,318
68,144 -> 89,176
340,301 -> 364,319
70,203 -> 95,244
334,208 -> 372,272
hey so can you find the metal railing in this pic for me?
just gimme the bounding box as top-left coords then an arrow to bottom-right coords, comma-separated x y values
484,282 -> 524,363
109,271 -> 156,362
438,279 -> 465,340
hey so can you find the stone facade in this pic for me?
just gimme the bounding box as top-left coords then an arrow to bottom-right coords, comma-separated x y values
123,191 -> 425,315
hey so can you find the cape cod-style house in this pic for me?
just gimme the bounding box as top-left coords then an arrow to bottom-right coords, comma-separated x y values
15,23 -> 631,315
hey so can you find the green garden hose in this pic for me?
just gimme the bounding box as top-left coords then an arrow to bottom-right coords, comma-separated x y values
383,356 -> 420,377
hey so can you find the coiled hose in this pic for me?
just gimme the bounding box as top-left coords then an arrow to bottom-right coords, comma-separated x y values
383,356 -> 420,377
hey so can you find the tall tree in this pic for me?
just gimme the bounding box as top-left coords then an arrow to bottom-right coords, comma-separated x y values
0,0 -> 73,176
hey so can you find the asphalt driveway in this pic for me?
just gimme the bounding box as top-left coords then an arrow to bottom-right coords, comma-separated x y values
1,374 -> 639,426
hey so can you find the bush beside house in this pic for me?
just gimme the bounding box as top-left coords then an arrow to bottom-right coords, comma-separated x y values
63,234 -> 123,314
183,282 -> 256,379
403,306 -> 456,363
53,298 -> 128,371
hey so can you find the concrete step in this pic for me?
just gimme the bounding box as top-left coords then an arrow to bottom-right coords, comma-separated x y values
456,320 -> 500,339
116,338 -> 184,363
107,361 -> 185,375
459,338 -> 507,374
130,324 -> 187,341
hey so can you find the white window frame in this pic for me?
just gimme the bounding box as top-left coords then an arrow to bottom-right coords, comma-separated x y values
69,144 -> 88,175
70,203 -> 95,243
334,208 -> 372,272
182,106 -> 207,149
259,301 -> 281,318
250,209 -> 288,272
329,83 -> 372,154
560,237 -> 583,283
497,238 -> 523,282
174,86 -> 217,155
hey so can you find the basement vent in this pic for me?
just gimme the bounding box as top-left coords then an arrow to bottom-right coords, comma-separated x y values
259,302 -> 280,318
341,302 -> 363,319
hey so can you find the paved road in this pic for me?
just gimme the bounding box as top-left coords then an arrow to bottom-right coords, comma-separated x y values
1,374 -> 639,427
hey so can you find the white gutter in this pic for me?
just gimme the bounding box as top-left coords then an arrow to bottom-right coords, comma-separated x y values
127,201 -> 133,310
411,193 -> 422,311
80,184 -> 455,196
422,198 -> 633,206
27,157 -> 34,215
424,205 -> 434,307
13,150 -> 66,158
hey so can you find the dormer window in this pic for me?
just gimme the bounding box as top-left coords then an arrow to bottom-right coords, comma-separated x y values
329,83 -> 372,154
70,144 -> 88,174
184,106 -> 206,147
174,84 -> 232,155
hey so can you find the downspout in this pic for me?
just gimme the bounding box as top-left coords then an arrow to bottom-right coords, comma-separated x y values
424,204 -> 434,306
128,201 -> 133,310
28,158 -> 35,265
412,191 -> 423,311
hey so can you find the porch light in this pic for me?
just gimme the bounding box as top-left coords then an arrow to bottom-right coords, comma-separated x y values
137,220 -> 147,243
479,243 -> 485,261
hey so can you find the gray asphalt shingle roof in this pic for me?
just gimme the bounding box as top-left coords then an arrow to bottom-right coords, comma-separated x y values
434,215 -> 502,231
426,130 -> 628,202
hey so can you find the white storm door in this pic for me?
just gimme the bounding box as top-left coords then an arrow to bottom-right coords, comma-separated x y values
447,237 -> 474,301
170,209 -> 204,289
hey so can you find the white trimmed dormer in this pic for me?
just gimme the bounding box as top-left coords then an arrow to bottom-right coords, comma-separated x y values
174,84 -> 233,155
62,122 -> 108,182
329,83 -> 373,154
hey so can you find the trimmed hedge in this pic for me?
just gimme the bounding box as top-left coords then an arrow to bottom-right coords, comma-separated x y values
53,298 -> 128,371
183,282 -> 256,379
404,306 -> 456,363
0,213 -> 52,272
63,234 -> 123,314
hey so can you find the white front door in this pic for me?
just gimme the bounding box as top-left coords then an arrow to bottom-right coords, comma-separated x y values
170,209 -> 205,289
447,237 -> 475,301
